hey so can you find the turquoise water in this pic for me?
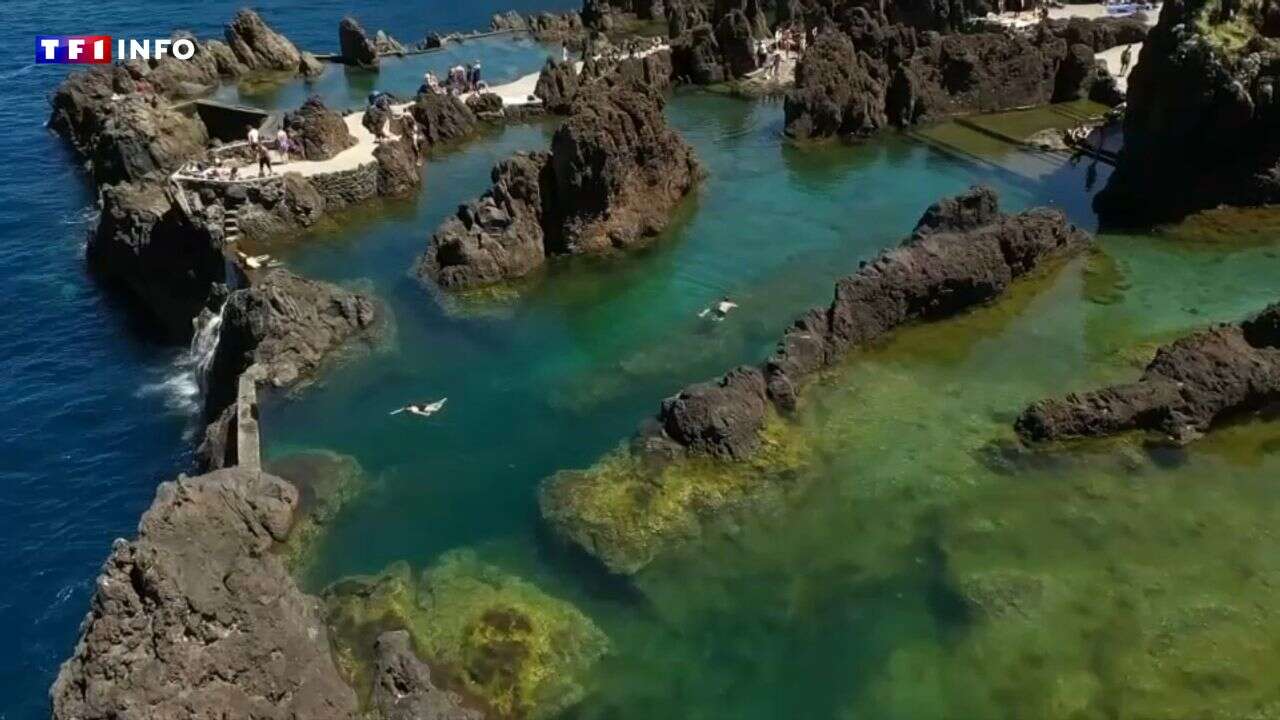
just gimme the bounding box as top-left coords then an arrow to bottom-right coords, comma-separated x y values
10,0 -> 1280,715
0,2 -> 573,718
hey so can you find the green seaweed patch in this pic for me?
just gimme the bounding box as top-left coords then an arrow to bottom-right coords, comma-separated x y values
265,450 -> 367,575
1193,0 -> 1277,54
540,410 -> 814,575
323,552 -> 609,720
1157,204 -> 1280,247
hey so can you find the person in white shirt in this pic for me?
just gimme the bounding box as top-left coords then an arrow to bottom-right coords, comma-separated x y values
247,127 -> 259,147
275,128 -> 290,162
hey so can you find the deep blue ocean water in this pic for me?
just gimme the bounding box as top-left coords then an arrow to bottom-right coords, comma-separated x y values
0,2 -> 572,717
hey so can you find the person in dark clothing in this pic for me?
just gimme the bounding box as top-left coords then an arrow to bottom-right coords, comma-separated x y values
256,143 -> 273,177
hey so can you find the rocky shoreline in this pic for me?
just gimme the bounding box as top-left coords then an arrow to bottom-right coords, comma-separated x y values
541,187 -> 1093,573
1016,302 -> 1280,445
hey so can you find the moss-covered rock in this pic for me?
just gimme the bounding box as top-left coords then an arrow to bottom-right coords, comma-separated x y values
539,410 -> 813,575
323,552 -> 608,719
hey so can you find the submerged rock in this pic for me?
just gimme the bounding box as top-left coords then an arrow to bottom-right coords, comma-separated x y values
324,551 -> 609,719
541,187 -> 1092,574
285,96 -> 358,161
372,631 -> 481,720
51,467 -> 358,719
1095,0 -> 1280,224
1017,303 -> 1280,445
339,16 -> 380,70
420,80 -> 701,290
204,269 -> 379,419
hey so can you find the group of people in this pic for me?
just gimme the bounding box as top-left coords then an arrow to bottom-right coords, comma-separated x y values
754,24 -> 808,80
246,126 -> 297,177
419,62 -> 485,96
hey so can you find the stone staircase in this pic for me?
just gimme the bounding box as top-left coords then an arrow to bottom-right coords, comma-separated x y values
223,208 -> 241,244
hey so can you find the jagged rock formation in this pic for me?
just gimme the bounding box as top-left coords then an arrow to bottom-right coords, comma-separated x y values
493,10 -> 589,46
785,17 -> 1095,140
669,0 -> 772,82
1095,0 -> 1280,224
204,269 -> 378,419
650,186 -> 1093,459
536,48 -> 675,114
339,17 -> 380,70
374,136 -> 424,197
374,30 -> 407,55
419,81 -> 701,290
88,181 -> 226,339
49,10 -> 318,182
225,8 -> 305,73
1044,15 -> 1149,51
1017,303 -> 1280,444
536,59 -> 582,113
411,93 -> 481,146
50,467 -> 359,720
285,96 -> 358,161
540,188 -> 1091,574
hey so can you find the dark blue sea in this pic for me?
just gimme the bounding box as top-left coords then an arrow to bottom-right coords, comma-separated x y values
0,2 -> 571,717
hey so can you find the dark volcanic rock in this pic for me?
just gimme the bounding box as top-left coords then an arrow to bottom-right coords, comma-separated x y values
374,136 -> 423,197
225,9 -> 304,73
50,467 -> 359,720
204,269 -> 378,418
90,95 -> 209,185
1045,16 -> 1149,52
1017,303 -> 1280,444
660,366 -> 770,459
536,58 -> 582,113
411,93 -> 480,146
421,152 -> 553,290
669,0 -> 771,82
1095,0 -> 1280,224
285,96 -> 358,161
465,91 -> 506,120
339,16 -> 380,70
652,187 -> 1092,457
420,81 -> 702,290
88,182 -> 225,339
372,631 -> 482,720
784,15 -> 1082,140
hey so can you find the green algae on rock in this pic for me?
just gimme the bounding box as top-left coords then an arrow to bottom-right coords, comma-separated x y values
324,551 -> 608,719
265,450 -> 367,574
539,409 -> 812,575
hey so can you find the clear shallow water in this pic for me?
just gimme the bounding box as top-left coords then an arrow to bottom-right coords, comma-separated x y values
0,2 -> 572,718
7,0 -> 1280,716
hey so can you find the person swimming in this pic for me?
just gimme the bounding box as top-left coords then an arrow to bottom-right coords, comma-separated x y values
390,398 -> 448,418
699,296 -> 739,321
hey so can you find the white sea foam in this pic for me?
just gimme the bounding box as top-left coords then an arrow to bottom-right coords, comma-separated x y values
135,301 -> 226,434
1,64 -> 35,81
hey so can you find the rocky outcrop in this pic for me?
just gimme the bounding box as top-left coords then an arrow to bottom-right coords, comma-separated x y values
419,81 -> 701,290
93,95 -> 210,185
648,187 -> 1091,459
339,17 -> 380,70
373,136 -> 424,197
493,9 -> 588,46
372,632 -> 481,720
1044,16 -> 1149,52
536,58 -> 582,113
225,9 -> 304,74
204,269 -> 378,419
669,0 -> 771,82
1016,303 -> 1280,444
411,93 -> 480,146
88,182 -> 226,339
1095,0 -> 1280,225
374,30 -> 406,55
50,467 -> 359,720
285,96 -> 358,161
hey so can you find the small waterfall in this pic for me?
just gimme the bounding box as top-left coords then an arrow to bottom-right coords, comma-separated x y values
189,300 -> 226,397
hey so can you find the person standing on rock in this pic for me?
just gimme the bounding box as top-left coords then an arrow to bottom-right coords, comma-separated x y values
1120,45 -> 1134,76
256,142 -> 274,177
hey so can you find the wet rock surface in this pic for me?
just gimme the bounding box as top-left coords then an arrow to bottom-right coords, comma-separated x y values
286,96 -> 358,161
50,467 -> 359,720
204,269 -> 379,419
420,81 -> 701,290
1017,303 -> 1280,444
339,16 -> 380,70
1095,0 -> 1280,224
88,181 -> 225,339
372,631 -> 482,720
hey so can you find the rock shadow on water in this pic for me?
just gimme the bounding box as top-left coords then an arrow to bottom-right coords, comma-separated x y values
323,549 -> 609,720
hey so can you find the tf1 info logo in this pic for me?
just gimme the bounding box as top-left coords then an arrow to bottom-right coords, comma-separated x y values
35,36 -> 197,65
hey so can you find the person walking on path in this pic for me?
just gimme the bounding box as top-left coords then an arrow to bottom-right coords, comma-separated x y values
1120,44 -> 1134,76
255,142 -> 273,177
